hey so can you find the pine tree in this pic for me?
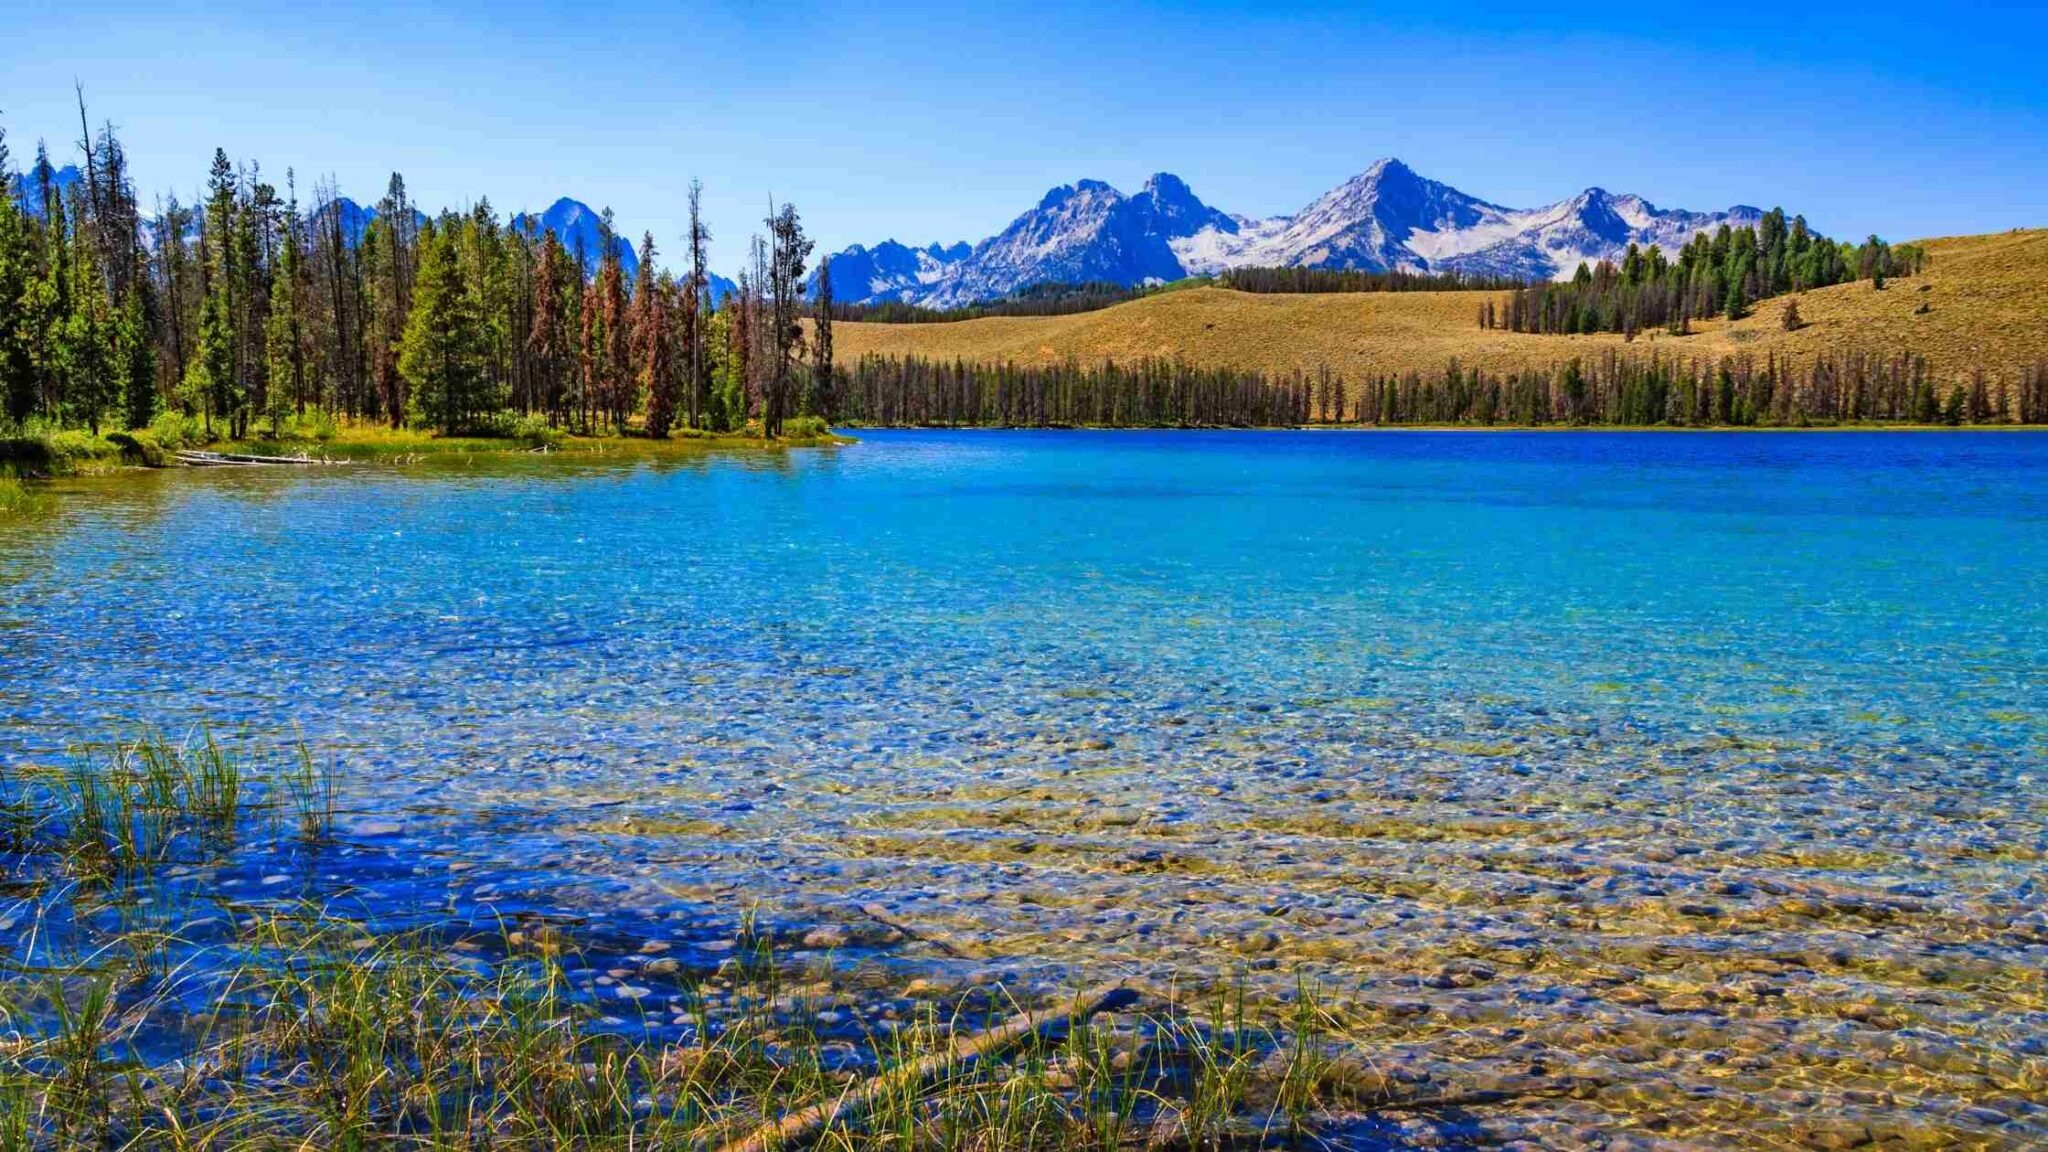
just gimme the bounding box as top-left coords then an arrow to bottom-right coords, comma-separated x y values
188,274 -> 234,437
62,241 -> 118,434
763,202 -> 812,437
686,180 -> 710,429
810,255 -> 834,420
594,209 -> 630,432
723,272 -> 752,432
398,225 -> 488,434
118,287 -> 156,429
265,174 -> 307,432
17,145 -> 70,426
197,149 -> 240,435
310,177 -> 361,419
528,227 -> 571,426
1723,256 -> 1751,321
231,170 -> 277,439
578,272 -> 599,434
372,173 -> 416,427
636,234 -> 678,438
0,125 -> 37,427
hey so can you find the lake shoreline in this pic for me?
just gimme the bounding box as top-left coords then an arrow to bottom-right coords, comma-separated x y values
839,421 -> 2048,433
9,418 -> 2038,483
0,423 -> 850,482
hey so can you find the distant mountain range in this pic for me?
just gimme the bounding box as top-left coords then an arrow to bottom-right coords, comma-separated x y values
819,240 -> 972,306
821,159 -> 1766,308
13,169 -> 733,305
509,198 -> 639,277
308,196 -> 417,248
12,162 -> 81,211
329,194 -> 738,305
19,157 -> 1763,312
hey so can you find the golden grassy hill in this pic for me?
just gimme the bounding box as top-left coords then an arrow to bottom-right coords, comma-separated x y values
833,229 -> 2048,384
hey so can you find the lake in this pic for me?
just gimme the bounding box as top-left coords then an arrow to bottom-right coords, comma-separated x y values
3,430 -> 2044,1146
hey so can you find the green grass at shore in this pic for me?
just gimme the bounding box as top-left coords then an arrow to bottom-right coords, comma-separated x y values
234,414 -> 843,461
0,412 -> 844,482
0,429 -> 138,478
0,731 -> 1390,1151
0,476 -> 42,515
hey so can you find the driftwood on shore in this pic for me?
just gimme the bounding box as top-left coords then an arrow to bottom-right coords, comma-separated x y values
717,983 -> 1140,1152
174,450 -> 345,467
858,902 -> 974,959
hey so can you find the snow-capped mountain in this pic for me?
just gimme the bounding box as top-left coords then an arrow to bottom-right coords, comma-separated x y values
508,198 -> 737,304
920,173 -> 1237,308
826,159 -> 1766,307
1175,160 -> 1762,283
509,198 -> 737,303
511,197 -> 642,278
11,163 -> 82,216
1171,158 -> 1498,275
819,240 -> 971,304
310,197 -> 379,247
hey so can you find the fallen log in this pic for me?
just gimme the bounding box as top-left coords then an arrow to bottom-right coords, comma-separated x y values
1141,1081 -> 1593,1151
717,982 -> 1139,1152
175,450 -> 342,466
858,902 -> 974,959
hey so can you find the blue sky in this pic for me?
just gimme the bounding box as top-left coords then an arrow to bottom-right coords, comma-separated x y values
4,1 -> 2042,272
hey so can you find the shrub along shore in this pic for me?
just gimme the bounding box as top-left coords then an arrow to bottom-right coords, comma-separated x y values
0,411 -> 842,483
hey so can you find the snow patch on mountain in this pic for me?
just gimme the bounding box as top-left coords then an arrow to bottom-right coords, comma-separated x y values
511,198 -> 641,278
816,240 -> 970,303
12,164 -> 82,216
310,196 -> 378,247
508,197 -> 736,304
833,158 -> 1770,306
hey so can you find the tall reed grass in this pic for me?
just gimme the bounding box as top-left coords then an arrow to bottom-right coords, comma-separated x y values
0,732 -> 1370,1150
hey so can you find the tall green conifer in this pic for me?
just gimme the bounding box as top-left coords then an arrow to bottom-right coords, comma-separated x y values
399,226 -> 488,434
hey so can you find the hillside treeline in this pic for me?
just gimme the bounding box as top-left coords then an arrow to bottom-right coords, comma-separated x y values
827,266 -> 1532,326
828,281 -> 1161,324
840,354 -> 1314,426
1342,353 -> 2041,426
1221,266 -> 1526,294
0,113 -> 837,441
841,352 -> 2048,428
1479,212 -> 1927,336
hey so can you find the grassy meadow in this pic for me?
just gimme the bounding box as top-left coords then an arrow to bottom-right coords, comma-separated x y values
832,229 -> 2048,389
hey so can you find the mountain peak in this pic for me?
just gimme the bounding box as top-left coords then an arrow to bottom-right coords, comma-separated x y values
1134,172 -> 1233,238
1143,171 -> 1193,196
14,163 -> 82,217
1036,179 -> 1122,211
1140,172 -> 1203,212
513,197 -> 633,277
811,235 -> 971,304
831,160 -> 1777,304
1036,183 -> 1077,210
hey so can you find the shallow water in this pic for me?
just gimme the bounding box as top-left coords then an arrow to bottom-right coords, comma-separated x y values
3,430 -> 2046,1147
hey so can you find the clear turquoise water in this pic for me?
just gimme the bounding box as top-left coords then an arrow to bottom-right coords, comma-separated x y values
9,431 -> 2043,745
3,431 -> 2045,1144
